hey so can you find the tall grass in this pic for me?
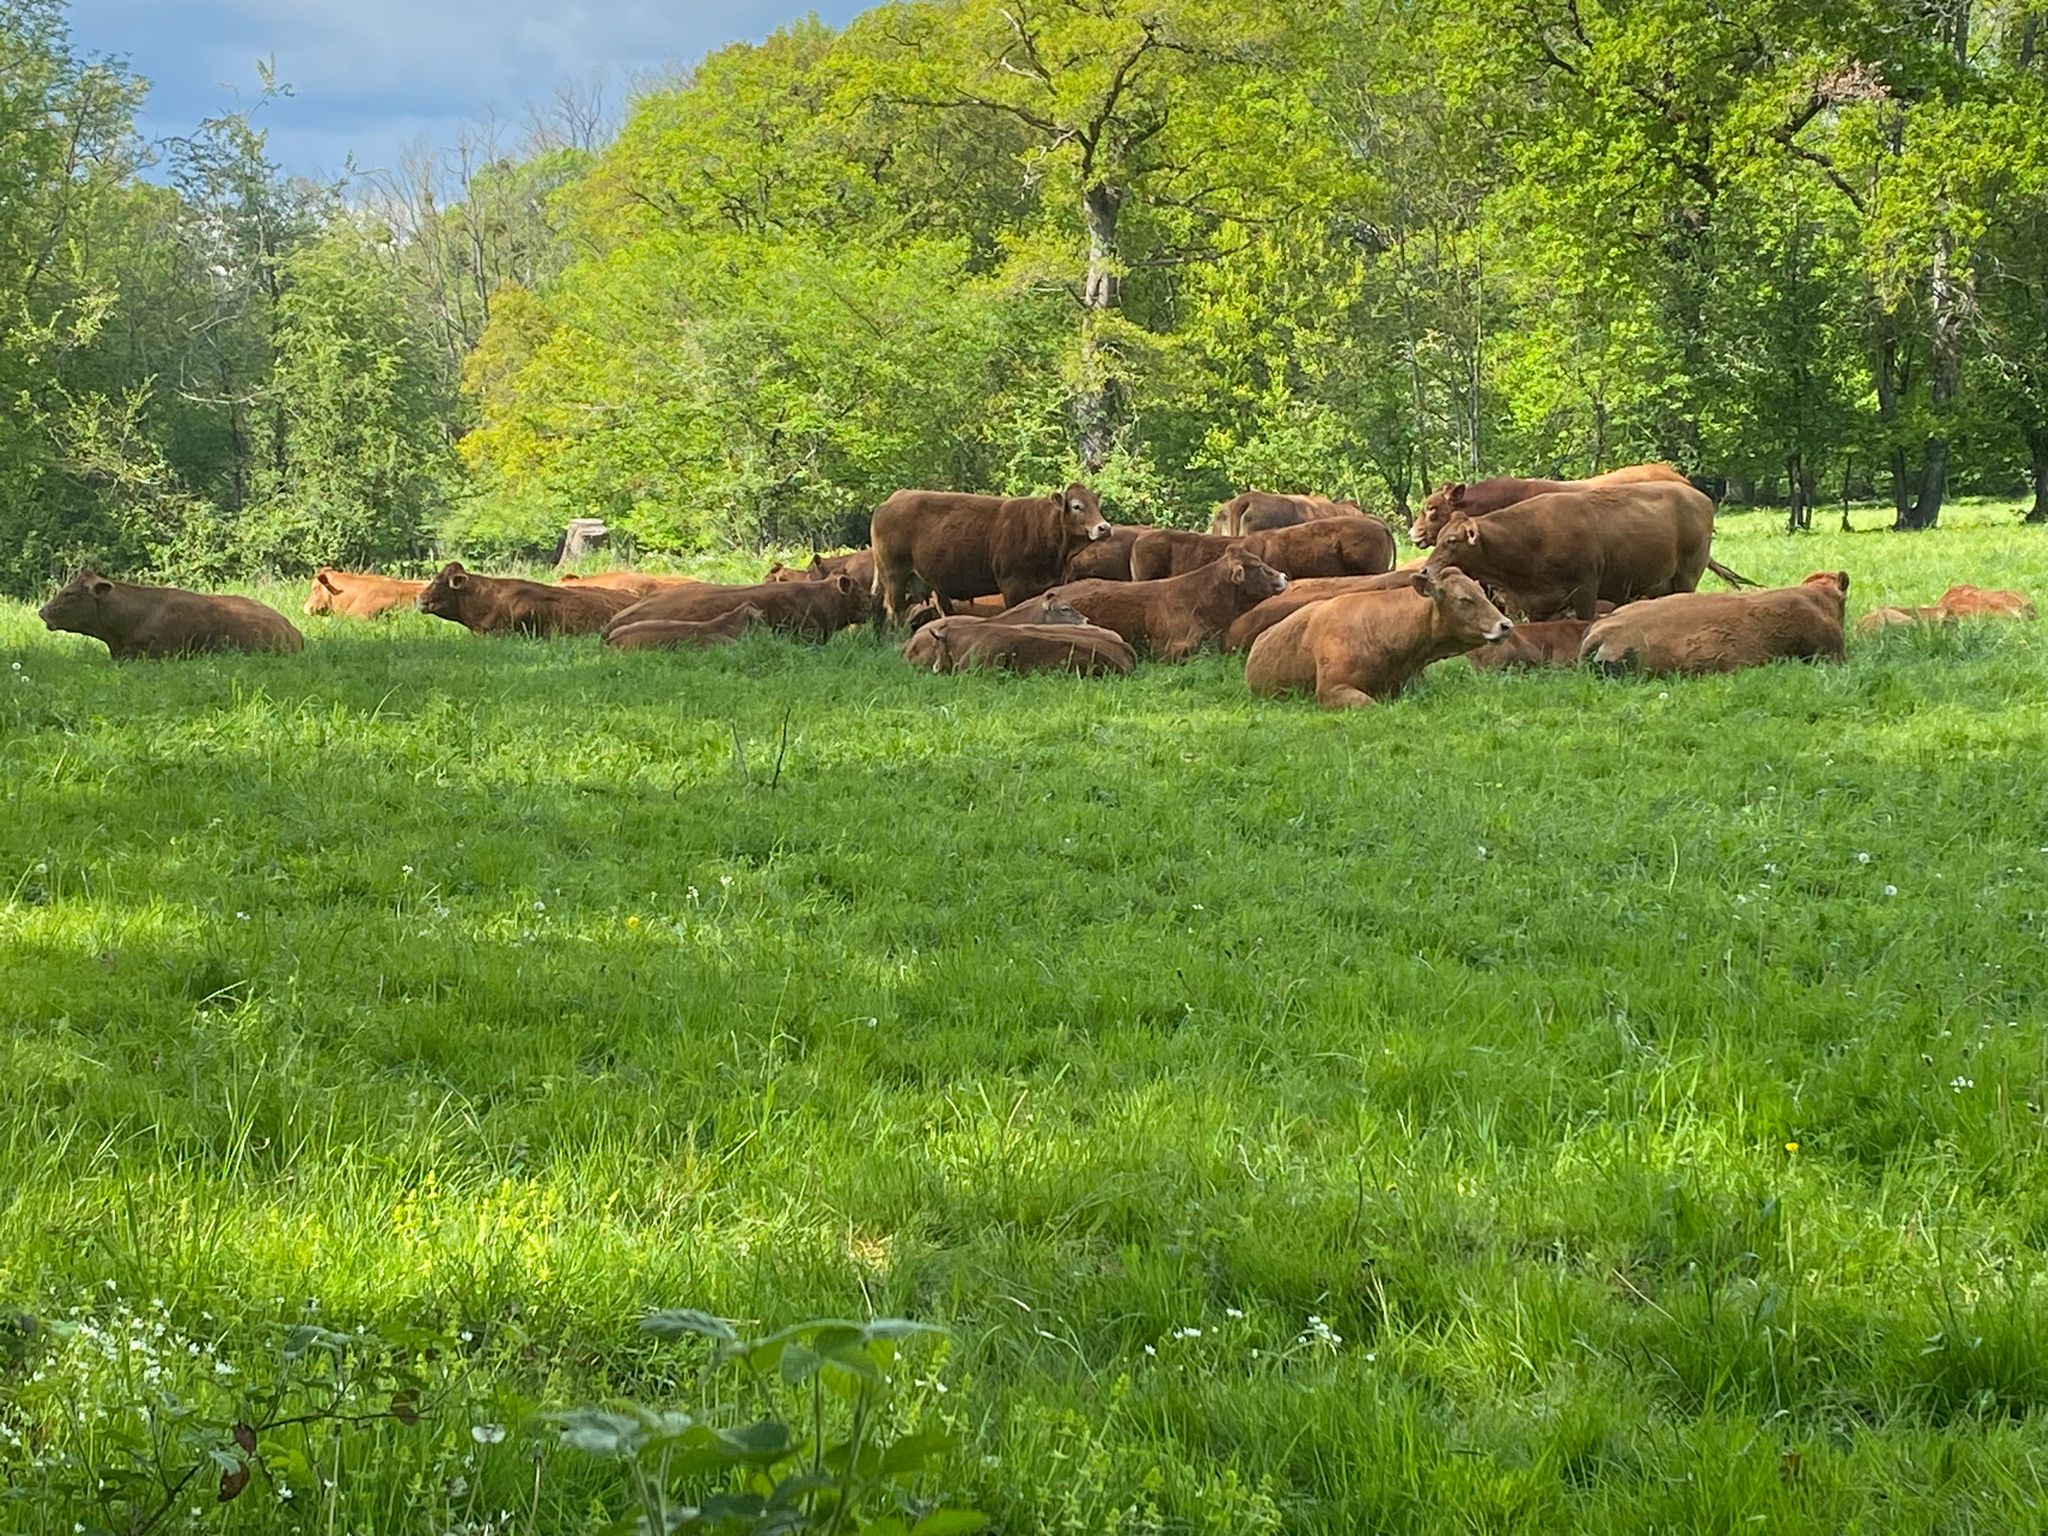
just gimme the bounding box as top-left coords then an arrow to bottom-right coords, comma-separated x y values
2,501 -> 2047,1532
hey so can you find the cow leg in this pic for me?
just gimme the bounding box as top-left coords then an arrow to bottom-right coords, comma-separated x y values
1317,681 -> 1377,710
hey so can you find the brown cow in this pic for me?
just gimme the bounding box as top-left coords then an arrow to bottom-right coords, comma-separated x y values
904,595 -> 1013,631
607,573 -> 869,642
302,568 -> 425,619
1063,524 -> 1152,582
1856,604 -> 1947,634
41,570 -> 304,659
1000,549 -> 1289,661
909,594 -> 1078,631
605,604 -> 765,652
1465,619 -> 1594,671
902,617 -> 1136,677
1580,572 -> 1849,676
870,484 -> 1111,623
1245,568 -> 1514,709
1130,516 -> 1396,583
416,562 -> 637,637
560,571 -> 704,600
1412,463 -> 1689,545
1209,491 -> 1362,537
1423,482 -> 1723,621
1936,584 -> 2035,620
1222,571 -> 1429,652
766,549 -> 876,589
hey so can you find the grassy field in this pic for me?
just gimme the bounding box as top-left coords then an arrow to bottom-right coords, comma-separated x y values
4,500 -> 2048,1534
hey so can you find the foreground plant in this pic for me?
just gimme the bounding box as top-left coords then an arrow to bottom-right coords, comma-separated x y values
553,1311 -> 981,1536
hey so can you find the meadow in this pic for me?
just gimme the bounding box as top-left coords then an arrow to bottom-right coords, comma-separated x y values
4,501 -> 2048,1534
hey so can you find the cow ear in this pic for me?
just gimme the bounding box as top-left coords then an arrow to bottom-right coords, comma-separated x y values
447,569 -> 468,589
317,570 -> 339,592
1230,560 -> 1247,585
1449,483 -> 1467,503
91,577 -> 114,596
1835,571 -> 1850,593
1410,570 -> 1432,597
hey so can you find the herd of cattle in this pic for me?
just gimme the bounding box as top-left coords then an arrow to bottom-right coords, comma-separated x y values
32,465 -> 2038,707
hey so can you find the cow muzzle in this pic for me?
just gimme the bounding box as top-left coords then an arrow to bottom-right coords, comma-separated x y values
1486,619 -> 1514,641
1088,524 -> 1112,542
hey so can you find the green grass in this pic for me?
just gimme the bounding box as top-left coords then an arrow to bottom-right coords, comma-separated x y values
4,499 -> 2048,1533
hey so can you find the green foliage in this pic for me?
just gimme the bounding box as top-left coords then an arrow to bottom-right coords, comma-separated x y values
557,1313 -> 981,1535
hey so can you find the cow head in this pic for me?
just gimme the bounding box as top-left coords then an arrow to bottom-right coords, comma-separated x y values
1412,484 -> 1467,547
1225,551 -> 1289,603
1423,515 -> 1487,583
1414,564 -> 1514,644
1038,595 -> 1089,627
416,561 -> 471,619
40,568 -> 115,632
1802,571 -> 1850,595
302,568 -> 343,615
1056,483 -> 1111,545
902,618 -> 953,672
764,562 -> 804,584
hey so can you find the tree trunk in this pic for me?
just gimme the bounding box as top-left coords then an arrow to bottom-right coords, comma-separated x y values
1873,314 -> 1914,525
1905,230 -> 1963,530
1840,455 -> 1855,532
1073,181 -> 1125,473
1786,454 -> 1811,532
2023,422 -> 2048,521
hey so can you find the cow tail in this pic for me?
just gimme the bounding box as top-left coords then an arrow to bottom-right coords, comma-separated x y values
1707,557 -> 1759,589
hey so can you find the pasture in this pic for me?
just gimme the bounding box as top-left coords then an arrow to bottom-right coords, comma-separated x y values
4,503 -> 2048,1534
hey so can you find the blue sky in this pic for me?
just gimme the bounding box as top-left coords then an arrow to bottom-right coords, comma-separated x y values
67,1 -> 870,181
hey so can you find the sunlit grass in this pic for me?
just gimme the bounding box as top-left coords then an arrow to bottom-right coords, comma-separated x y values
2,499 -> 2047,1532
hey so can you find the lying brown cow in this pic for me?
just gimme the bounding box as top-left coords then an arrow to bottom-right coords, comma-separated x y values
870,484 -> 1111,623
302,567 -> 425,619
560,571 -> 704,600
1580,572 -> 1849,675
909,594 -> 1075,631
1129,516 -> 1396,583
999,550 -> 1288,661
902,616 -> 1136,676
1063,524 -> 1152,581
1245,568 -> 1513,709
1209,491 -> 1362,537
605,604 -> 764,652
607,573 -> 868,642
1937,584 -> 2035,620
1465,619 -> 1594,671
766,549 -> 876,589
416,562 -> 637,636
1412,463 -> 1687,545
1222,571 -> 1427,652
41,570 -> 304,659
1423,482 -> 1724,621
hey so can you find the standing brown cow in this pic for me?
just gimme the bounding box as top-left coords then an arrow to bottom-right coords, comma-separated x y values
869,484 -> 1111,624
1412,463 -> 1688,545
303,568 -> 426,619
1245,569 -> 1514,708
1423,482 -> 1725,621
417,563 -> 637,636
1581,572 -> 1849,675
42,571 -> 304,659
1209,491 -> 1362,537
607,573 -> 870,642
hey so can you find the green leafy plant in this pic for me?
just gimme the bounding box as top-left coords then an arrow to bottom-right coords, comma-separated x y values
553,1311 -> 981,1536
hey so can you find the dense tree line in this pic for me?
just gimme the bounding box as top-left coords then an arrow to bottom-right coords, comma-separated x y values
1,0 -> 2043,594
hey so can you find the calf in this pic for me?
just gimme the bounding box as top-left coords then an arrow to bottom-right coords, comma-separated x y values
1245,568 -> 1513,708
1001,550 -> 1289,661
1580,572 -> 1849,676
1936,584 -> 2035,620
766,549 -> 876,590
607,573 -> 869,642
41,570 -> 304,659
1223,572 -> 1426,652
303,568 -> 425,619
902,617 -> 1136,676
417,562 -> 636,636
605,604 -> 764,651
1465,618 -> 1593,671
1856,604 -> 1947,634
